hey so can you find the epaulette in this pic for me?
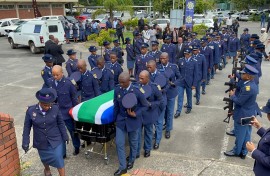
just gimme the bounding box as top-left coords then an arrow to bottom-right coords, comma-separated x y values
170,63 -> 179,69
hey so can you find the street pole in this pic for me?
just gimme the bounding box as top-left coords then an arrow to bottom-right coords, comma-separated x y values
173,0 -> 175,9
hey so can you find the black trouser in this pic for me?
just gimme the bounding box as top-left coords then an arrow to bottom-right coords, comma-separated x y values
117,33 -> 124,44
267,23 -> 270,33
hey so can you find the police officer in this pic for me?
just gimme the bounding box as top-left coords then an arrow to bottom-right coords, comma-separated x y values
134,43 -> 154,80
72,23 -> 78,43
41,54 -> 53,88
200,39 -> 213,91
147,60 -> 167,149
149,41 -> 162,64
161,36 -> 177,64
95,57 -> 114,93
112,39 -> 124,65
175,48 -> 198,116
64,22 -> 70,44
125,37 -> 136,77
191,32 -> 201,47
113,72 -> 149,176
192,45 -> 207,105
65,49 -> 79,77
228,32 -> 240,61
240,28 -> 250,51
78,22 -> 85,42
215,34 -> 226,68
105,52 -> 123,86
49,65 -> 80,156
184,34 -> 194,50
247,34 -> 260,55
137,70 -> 163,158
207,34 -> 219,79
221,27 -> 230,60
85,20 -> 91,41
88,46 -> 101,70
103,41 -> 111,62
224,65 -> 259,159
158,52 -> 181,139
77,59 -> 101,102
133,32 -> 143,56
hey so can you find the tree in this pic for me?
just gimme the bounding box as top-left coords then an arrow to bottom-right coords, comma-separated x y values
195,0 -> 215,14
230,0 -> 264,10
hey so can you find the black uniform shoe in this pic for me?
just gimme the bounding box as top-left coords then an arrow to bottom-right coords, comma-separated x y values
224,150 -> 239,157
63,154 -> 67,159
144,151 -> 150,158
114,169 -> 127,176
165,131 -> 170,139
193,94 -> 196,97
153,143 -> 159,150
185,109 -> 191,114
174,112 -> 180,118
196,101 -> 200,105
226,131 -> 235,136
127,162 -> 134,170
73,148 -> 80,155
240,153 -> 246,159
206,82 -> 210,85
184,103 -> 188,108
202,90 -> 206,94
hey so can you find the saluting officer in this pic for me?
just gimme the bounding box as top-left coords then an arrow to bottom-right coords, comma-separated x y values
105,52 -> 123,86
49,65 -> 80,156
103,41 -> 112,62
207,34 -> 219,79
192,45 -> 207,105
65,49 -> 79,77
147,60 -> 168,149
158,52 -> 181,139
113,72 -> 149,176
94,57 -> 114,94
134,43 -> 154,80
77,59 -> 101,102
224,65 -> 259,159
161,36 -> 177,64
41,54 -> 53,88
175,48 -> 198,116
137,70 -> 163,158
88,46 -> 101,70
149,41 -> 162,64
200,39 -> 213,92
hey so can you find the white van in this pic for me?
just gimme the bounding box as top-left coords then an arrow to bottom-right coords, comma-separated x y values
8,19 -> 65,54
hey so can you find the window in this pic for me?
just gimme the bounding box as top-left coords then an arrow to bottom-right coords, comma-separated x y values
15,25 -> 22,32
52,4 -> 63,8
0,5 -> 15,9
34,25 -> 42,33
1,21 -> 9,27
48,25 -> 58,33
18,5 -> 32,9
38,4 -> 49,8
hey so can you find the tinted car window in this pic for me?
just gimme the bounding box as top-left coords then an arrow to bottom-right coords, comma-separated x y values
48,25 -> 58,32
34,25 -> 42,33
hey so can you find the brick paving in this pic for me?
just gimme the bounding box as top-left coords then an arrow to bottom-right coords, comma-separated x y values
129,169 -> 182,176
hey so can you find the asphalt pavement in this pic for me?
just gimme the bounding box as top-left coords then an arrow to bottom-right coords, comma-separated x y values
0,21 -> 269,176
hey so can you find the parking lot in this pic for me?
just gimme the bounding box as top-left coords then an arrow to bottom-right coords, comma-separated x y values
0,21 -> 269,175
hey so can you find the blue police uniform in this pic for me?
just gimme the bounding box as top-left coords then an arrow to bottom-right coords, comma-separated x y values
228,36 -> 240,57
112,46 -> 124,65
215,39 -> 226,67
85,22 -> 91,37
41,66 -> 52,88
160,43 -> 177,64
240,33 -> 250,50
103,48 -> 111,62
134,53 -> 155,80
88,54 -> 101,70
184,41 -> 193,50
221,33 -> 230,56
72,24 -> 78,38
207,40 -> 219,78
79,24 -> 85,41
149,50 -> 162,64
157,63 -> 181,133
126,43 -> 135,69
64,24 -> 70,39
137,83 -> 164,156
200,44 -> 213,89
98,67 -> 114,93
176,54 -> 198,113
106,62 -> 123,85
65,59 -> 79,77
79,70 -> 101,102
133,37 -> 143,56
48,77 -> 80,154
113,83 -> 149,170
192,38 -> 201,47
193,53 -> 207,103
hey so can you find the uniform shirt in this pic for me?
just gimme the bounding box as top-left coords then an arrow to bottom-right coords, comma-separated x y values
134,53 -> 155,79
207,41 -> 220,65
65,58 -> 79,77
64,25 -> 70,33
22,104 -> 68,150
113,83 -> 149,132
88,54 -> 101,70
103,48 -> 111,62
193,54 -> 207,81
149,50 -> 162,63
240,33 -> 250,49
79,70 -> 101,102
41,66 -> 52,88
161,43 -> 177,64
215,40 -> 226,57
133,38 -> 144,56
105,62 -> 123,85
178,57 -> 198,88
112,46 -> 124,63
228,37 -> 240,52
126,44 -> 135,61
72,24 -> 78,34
48,77 -> 78,120
98,67 -> 114,93
221,33 -> 230,51
200,46 -> 214,70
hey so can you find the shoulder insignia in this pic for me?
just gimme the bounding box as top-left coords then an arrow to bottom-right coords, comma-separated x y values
245,86 -> 250,91
110,69 -> 114,74
157,85 -> 161,91
41,70 -> 44,75
71,79 -> 76,86
93,74 -> 97,79
140,87 -> 145,94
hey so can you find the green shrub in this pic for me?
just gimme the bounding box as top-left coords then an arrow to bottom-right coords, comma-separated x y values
88,33 -> 98,41
193,24 -> 209,35
108,28 -> 116,35
250,14 -> 260,21
96,29 -> 113,46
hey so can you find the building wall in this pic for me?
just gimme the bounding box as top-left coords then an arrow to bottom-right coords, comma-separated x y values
0,9 -> 17,18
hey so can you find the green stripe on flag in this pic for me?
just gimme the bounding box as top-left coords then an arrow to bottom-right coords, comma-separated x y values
77,90 -> 114,123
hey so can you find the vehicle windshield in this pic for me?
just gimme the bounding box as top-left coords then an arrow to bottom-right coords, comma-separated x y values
66,16 -> 76,20
96,14 -> 107,19
11,19 -> 19,23
114,12 -> 122,17
14,20 -> 26,25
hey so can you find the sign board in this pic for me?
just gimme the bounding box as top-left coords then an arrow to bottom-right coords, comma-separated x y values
170,9 -> 183,29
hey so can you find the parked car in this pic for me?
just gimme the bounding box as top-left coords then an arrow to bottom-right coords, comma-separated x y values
239,14 -> 249,21
231,13 -> 240,20
64,16 -> 78,24
3,19 -> 30,35
99,18 -> 107,29
249,9 -> 258,14
193,14 -> 205,20
0,18 -> 19,36
8,19 -> 65,54
113,12 -> 123,20
149,19 -> 170,30
193,19 -> 214,28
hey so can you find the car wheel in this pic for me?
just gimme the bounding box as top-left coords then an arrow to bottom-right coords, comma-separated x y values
29,42 -> 38,54
9,38 -> 18,49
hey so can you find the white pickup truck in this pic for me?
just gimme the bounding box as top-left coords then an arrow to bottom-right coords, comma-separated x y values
8,19 -> 65,54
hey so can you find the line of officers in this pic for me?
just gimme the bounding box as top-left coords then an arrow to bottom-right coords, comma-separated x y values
35,27 -> 265,175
